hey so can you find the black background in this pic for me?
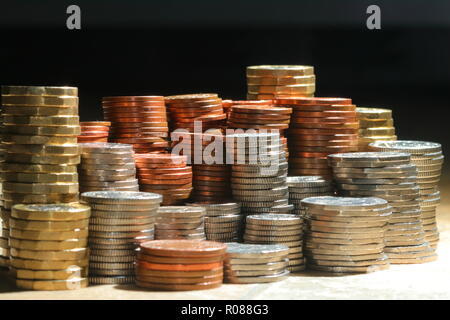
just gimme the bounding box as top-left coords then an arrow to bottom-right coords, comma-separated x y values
1,0 -> 449,169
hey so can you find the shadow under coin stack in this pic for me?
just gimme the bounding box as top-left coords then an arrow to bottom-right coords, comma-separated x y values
329,152 -> 436,264
9,203 -> 90,290
102,96 -> 169,153
244,214 -> 305,272
155,206 -> 206,240
78,121 -> 111,143
370,141 -> 443,250
81,191 -> 162,285
301,196 -> 391,274
224,242 -> 290,284
134,154 -> 192,205
246,65 -> 315,100
78,143 -> 139,193
136,240 -> 226,291
357,108 -> 396,151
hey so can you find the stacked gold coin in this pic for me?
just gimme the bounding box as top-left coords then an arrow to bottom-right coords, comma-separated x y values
301,196 -> 391,273
370,141 -> 443,249
357,107 -> 396,151
81,191 -> 162,285
78,143 -> 139,193
9,203 -> 90,290
155,206 -> 206,240
246,65 -> 315,100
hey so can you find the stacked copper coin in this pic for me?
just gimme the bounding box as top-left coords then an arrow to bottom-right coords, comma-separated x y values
155,206 -> 206,240
224,243 -> 290,283
357,108 -> 396,151
78,121 -> 111,143
136,240 -> 226,291
187,202 -> 243,242
134,153 -> 192,205
329,152 -> 436,264
81,191 -> 162,285
277,97 -> 359,179
301,196 -> 391,273
78,143 -> 139,193
102,96 -> 169,153
222,99 -> 273,119
165,94 -> 226,132
244,214 -> 305,272
246,65 -> 315,100
370,141 -> 443,249
9,203 -> 90,290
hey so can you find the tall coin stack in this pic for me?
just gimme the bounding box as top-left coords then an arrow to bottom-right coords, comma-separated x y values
136,240 -> 226,291
244,214 -> 305,272
301,196 -> 391,273
246,65 -> 315,100
78,143 -> 139,193
134,154 -> 192,205
155,206 -> 206,240
329,152 -> 436,264
102,96 -> 169,153
78,121 -> 111,143
81,191 -> 162,285
9,203 -> 90,290
370,141 -> 443,249
224,243 -> 290,284
357,107 -> 396,151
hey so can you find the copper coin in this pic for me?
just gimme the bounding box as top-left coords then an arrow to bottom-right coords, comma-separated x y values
231,100 -> 272,105
193,171 -> 230,178
80,126 -> 110,132
137,252 -> 223,264
289,134 -> 358,141
139,172 -> 192,180
227,122 -> 288,130
290,146 -> 358,153
229,113 -> 291,120
139,167 -> 192,174
80,121 -> 111,126
289,168 -> 331,175
166,100 -> 222,108
136,266 -> 223,278
78,137 -> 108,142
290,140 -> 358,147
103,95 -> 164,101
140,178 -> 192,185
136,279 -> 222,291
192,165 -> 229,171
140,239 -> 227,257
141,185 -> 192,191
192,185 -> 230,192
135,154 -> 187,164
231,105 -> 292,114
292,111 -> 357,118
289,128 -> 358,135
275,97 -> 351,105
168,104 -> 223,111
194,175 -> 229,182
193,180 -> 229,187
103,106 -> 166,112
289,157 -> 328,164
136,274 -> 223,285
285,104 -> 357,112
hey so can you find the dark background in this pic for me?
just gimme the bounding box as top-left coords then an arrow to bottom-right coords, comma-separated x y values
1,0 -> 449,168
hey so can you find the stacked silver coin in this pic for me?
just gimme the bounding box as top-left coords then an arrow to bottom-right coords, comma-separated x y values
78,143 -> 139,193
301,196 -> 391,273
187,202 -> 243,242
224,242 -> 290,283
369,141 -> 443,249
155,206 -> 206,240
230,132 -> 291,215
329,152 -> 436,264
81,191 -> 162,285
243,214 -> 305,272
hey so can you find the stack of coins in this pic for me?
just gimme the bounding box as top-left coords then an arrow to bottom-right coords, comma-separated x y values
136,240 -> 226,291
78,121 -> 111,143
287,176 -> 334,217
165,94 -> 226,132
301,196 -> 391,274
329,152 -> 436,264
134,154 -> 192,205
187,202 -> 243,242
221,99 -> 271,119
0,208 -> 8,268
191,164 -> 232,202
78,143 -> 139,193
155,206 -> 206,240
224,242 -> 290,283
81,191 -> 162,285
244,214 -> 305,272
357,107 -> 396,151
370,141 -> 443,249
9,203 -> 90,290
102,96 -> 169,153
276,97 -> 359,179
246,65 -> 315,100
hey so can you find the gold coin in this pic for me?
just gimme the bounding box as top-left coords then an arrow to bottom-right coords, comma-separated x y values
1,163 -> 78,173
1,86 -> 78,97
1,95 -> 78,107
1,134 -> 77,145
16,277 -> 87,290
248,84 -> 315,94
3,143 -> 79,155
2,192 -> 79,204
3,182 -> 79,194
3,115 -> 80,126
10,247 -> 88,261
10,228 -> 88,241
4,125 -> 81,136
11,266 -> 87,280
247,75 -> 315,85
356,107 -> 392,119
10,257 -> 88,270
1,172 -> 78,183
247,65 -> 314,77
2,105 -> 78,116
9,238 -> 88,250
3,153 -> 80,165
10,217 -> 89,231
12,203 -> 90,221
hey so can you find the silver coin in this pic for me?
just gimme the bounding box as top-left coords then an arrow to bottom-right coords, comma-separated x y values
301,196 -> 387,209
157,206 -> 206,217
246,214 -> 302,225
369,140 -> 441,154
81,191 -> 162,203
225,242 -> 289,258
225,270 -> 289,283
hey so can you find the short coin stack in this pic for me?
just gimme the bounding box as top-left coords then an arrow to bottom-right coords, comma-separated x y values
81,191 -> 162,285
187,202 -> 243,242
301,196 -> 391,273
329,152 -> 436,264
136,240 -> 226,291
221,99 -> 271,119
246,65 -> 315,100
102,96 -> 169,153
78,143 -> 139,193
357,107 -> 396,151
78,121 -> 111,143
134,153 -> 192,205
224,242 -> 290,283
9,203 -> 90,290
370,141 -> 443,249
155,206 -> 206,240
244,214 -> 305,272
